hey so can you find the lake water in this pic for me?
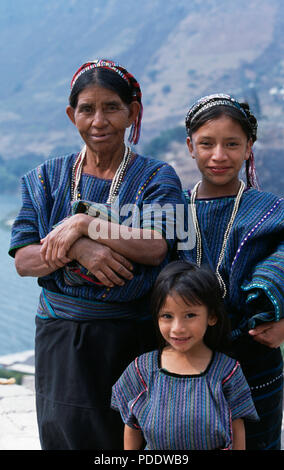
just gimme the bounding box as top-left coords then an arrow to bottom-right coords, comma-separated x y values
0,193 -> 40,356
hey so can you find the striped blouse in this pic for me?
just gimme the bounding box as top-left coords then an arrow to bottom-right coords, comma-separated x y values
9,153 -> 185,307
111,350 -> 258,450
183,189 -> 284,333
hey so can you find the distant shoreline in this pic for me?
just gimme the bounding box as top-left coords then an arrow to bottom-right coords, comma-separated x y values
0,350 -> 35,376
0,211 -> 17,231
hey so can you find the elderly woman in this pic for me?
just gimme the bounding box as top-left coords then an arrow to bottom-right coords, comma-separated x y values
9,59 -> 185,450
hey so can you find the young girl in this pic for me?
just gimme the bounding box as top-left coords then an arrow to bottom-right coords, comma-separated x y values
183,93 -> 284,450
111,261 -> 258,450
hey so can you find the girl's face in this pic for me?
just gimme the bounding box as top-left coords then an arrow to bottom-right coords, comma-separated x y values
158,292 -> 217,355
187,115 -> 253,196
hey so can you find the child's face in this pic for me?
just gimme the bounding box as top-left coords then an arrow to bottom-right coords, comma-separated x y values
186,115 -> 252,194
158,292 -> 217,354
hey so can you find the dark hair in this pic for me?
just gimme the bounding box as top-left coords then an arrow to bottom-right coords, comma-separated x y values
69,67 -> 134,109
186,104 -> 257,143
151,260 -> 231,352
186,102 -> 259,189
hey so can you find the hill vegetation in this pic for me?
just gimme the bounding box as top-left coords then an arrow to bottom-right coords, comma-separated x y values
0,0 -> 283,196
1,125 -> 282,197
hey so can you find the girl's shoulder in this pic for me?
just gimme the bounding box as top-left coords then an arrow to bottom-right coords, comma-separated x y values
184,187 -> 283,205
210,351 -> 240,380
243,188 -> 283,207
240,189 -> 284,228
135,349 -> 159,373
184,187 -> 283,224
116,350 -> 159,390
125,350 -> 159,383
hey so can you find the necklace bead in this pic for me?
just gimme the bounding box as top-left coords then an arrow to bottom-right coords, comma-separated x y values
71,145 -> 132,204
190,181 -> 245,298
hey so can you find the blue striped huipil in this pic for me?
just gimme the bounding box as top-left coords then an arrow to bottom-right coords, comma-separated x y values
111,350 -> 258,450
9,153 -> 185,319
182,188 -> 284,450
8,152 -> 186,450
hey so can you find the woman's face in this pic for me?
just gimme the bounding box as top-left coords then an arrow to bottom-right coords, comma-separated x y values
187,115 -> 253,195
66,85 -> 139,156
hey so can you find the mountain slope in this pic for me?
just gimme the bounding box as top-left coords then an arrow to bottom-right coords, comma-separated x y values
0,0 -> 283,169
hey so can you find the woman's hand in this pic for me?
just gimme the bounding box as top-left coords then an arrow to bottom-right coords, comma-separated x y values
15,244 -> 62,277
88,218 -> 168,265
40,212 -> 168,269
69,237 -> 134,287
248,318 -> 284,348
40,214 -> 90,267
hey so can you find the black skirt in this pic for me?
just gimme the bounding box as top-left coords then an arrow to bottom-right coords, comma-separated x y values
228,334 -> 283,450
35,314 -> 157,450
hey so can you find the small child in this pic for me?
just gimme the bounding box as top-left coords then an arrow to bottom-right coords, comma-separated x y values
111,261 -> 258,450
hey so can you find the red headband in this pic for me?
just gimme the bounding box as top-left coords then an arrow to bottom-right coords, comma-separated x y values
70,59 -> 143,145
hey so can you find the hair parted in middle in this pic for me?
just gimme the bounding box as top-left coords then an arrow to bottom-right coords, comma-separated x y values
69,59 -> 143,145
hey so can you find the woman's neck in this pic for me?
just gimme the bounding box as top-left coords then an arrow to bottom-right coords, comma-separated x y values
83,144 -> 126,179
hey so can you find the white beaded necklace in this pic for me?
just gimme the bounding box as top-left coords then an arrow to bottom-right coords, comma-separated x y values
71,144 -> 132,204
190,180 -> 245,297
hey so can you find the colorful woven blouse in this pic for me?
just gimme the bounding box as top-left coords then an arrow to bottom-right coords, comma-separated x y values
9,153 -> 185,321
183,189 -> 284,334
182,189 -> 284,450
111,350 -> 258,450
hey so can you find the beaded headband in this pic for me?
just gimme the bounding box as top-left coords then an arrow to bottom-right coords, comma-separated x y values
70,59 -> 143,145
185,93 -> 257,142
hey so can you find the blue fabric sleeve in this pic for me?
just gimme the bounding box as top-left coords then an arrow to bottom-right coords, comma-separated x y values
242,238 -> 284,327
111,357 -> 147,429
139,163 -> 187,251
222,361 -> 259,422
9,175 -> 41,257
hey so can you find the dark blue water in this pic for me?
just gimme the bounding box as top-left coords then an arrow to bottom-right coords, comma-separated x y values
0,194 -> 40,356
